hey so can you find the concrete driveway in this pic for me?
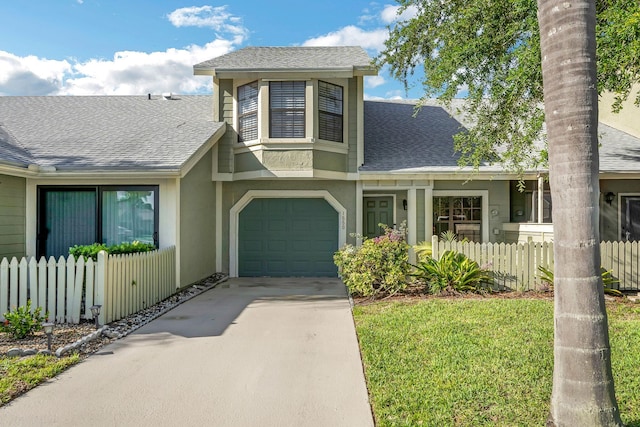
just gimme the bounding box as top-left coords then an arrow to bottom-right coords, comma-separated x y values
0,278 -> 374,427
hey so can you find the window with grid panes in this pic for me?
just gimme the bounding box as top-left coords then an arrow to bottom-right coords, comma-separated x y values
318,81 -> 343,142
434,196 -> 482,241
270,81 -> 305,138
238,81 -> 258,142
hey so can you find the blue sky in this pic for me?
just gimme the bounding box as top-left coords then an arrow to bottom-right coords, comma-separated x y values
0,1 -> 424,98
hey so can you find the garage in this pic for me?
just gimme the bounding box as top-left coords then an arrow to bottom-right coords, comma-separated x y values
238,198 -> 339,277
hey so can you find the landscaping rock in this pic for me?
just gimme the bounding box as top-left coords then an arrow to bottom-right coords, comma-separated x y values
6,348 -> 23,357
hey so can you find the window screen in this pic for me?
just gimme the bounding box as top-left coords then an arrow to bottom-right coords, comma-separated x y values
270,81 -> 305,138
318,81 -> 343,142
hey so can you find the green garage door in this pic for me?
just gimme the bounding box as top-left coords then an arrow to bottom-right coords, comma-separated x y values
239,198 -> 339,277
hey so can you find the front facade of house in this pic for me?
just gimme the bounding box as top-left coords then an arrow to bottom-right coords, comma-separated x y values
1,46 -> 639,285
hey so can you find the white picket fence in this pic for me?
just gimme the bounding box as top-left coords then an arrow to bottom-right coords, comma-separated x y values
0,247 -> 176,324
431,238 -> 640,291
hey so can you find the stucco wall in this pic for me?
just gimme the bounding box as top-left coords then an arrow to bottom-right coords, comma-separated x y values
0,174 -> 26,259
179,148 -> 217,287
221,180 -> 357,274
599,89 -> 640,138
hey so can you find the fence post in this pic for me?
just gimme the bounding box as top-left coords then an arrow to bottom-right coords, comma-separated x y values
431,235 -> 439,259
95,251 -> 107,325
0,258 -> 8,320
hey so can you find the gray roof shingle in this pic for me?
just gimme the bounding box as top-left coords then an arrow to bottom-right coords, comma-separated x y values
0,95 -> 223,171
362,99 -> 640,173
599,123 -> 640,172
194,46 -> 376,74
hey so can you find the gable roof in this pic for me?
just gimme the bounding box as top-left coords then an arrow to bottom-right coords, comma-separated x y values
0,95 -> 224,173
362,99 -> 640,175
194,46 -> 377,77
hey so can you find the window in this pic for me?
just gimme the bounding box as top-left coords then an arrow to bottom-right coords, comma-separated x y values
38,186 -> 158,258
318,81 -> 343,142
238,81 -> 258,142
434,196 -> 482,241
270,81 -> 305,138
621,195 -> 640,241
101,188 -> 157,246
510,180 -> 552,223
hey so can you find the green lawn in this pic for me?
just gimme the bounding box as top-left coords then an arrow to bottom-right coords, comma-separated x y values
0,354 -> 79,405
353,297 -> 640,427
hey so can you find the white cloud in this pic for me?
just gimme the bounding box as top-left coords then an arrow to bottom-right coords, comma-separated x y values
0,6 -> 251,96
167,5 -> 248,41
0,51 -> 71,95
365,75 -> 385,89
380,4 -> 419,24
0,39 -> 238,96
303,26 -> 388,52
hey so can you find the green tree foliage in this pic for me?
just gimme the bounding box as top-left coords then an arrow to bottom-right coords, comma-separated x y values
377,0 -> 640,173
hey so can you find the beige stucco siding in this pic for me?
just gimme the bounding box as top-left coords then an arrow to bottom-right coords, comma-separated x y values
599,89 -> 640,138
179,149 -> 217,286
314,150 -> 347,172
0,174 -> 26,259
221,180 -> 357,274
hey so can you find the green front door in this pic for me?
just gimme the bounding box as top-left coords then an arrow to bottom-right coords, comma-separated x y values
238,198 -> 339,277
364,197 -> 394,238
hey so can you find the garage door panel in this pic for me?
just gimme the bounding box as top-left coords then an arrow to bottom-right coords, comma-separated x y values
238,198 -> 339,277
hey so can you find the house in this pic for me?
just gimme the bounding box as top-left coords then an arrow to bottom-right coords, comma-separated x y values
1,46 -> 639,285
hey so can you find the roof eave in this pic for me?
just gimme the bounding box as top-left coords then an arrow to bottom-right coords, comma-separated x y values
194,66 -> 377,79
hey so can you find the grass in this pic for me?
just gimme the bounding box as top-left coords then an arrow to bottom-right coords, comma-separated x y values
353,298 -> 640,427
0,353 -> 80,405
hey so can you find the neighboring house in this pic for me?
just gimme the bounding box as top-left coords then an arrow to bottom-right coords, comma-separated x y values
1,46 -> 639,284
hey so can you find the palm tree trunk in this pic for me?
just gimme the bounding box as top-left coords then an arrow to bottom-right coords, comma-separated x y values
537,0 -> 623,425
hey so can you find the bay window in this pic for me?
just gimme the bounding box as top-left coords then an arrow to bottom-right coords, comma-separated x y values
269,81 -> 305,138
238,81 -> 258,142
318,81 -> 343,142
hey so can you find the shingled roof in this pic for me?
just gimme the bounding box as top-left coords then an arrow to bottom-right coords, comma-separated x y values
194,46 -> 376,75
361,99 -> 501,173
0,95 -> 224,172
362,99 -> 640,174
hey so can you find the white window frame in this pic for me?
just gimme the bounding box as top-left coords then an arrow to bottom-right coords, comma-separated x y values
432,190 -> 490,242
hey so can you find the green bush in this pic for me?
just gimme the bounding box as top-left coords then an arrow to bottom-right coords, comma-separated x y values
69,241 -> 156,261
1,300 -> 48,339
334,224 -> 410,297
538,265 -> 623,296
413,250 -> 492,295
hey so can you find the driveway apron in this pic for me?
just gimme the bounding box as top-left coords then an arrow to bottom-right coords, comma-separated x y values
0,278 -> 374,427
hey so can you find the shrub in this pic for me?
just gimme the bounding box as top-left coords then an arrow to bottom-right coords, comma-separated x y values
334,224 -> 410,297
69,241 -> 156,261
537,265 -> 623,296
1,300 -> 48,339
414,241 -> 433,261
413,250 -> 492,295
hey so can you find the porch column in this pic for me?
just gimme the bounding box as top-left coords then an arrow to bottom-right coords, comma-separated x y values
356,181 -> 363,246
538,175 -> 545,224
425,187 -> 433,244
408,188 -> 417,264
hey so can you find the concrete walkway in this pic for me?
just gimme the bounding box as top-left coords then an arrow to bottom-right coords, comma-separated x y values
0,278 -> 374,427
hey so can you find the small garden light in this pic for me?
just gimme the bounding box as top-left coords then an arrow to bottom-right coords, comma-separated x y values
42,322 -> 54,352
90,305 -> 102,329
